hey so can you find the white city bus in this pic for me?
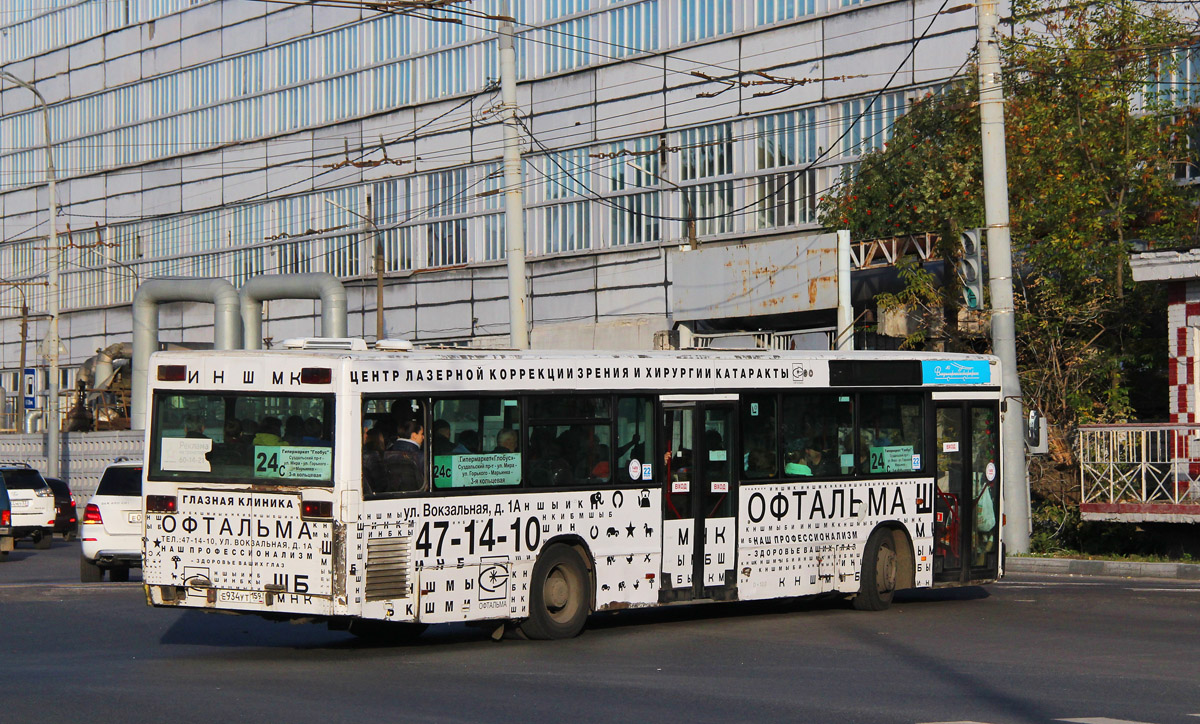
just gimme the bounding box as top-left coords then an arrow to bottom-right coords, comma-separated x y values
142,342 -> 1003,639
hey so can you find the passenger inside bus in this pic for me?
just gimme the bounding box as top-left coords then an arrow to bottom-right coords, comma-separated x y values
362,417 -> 426,495
431,419 -> 455,455
453,429 -> 480,454
529,429 -> 571,486
492,428 -> 518,454
254,417 -> 286,446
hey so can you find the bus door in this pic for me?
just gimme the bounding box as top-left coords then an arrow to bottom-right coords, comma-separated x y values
933,400 -> 1001,583
660,395 -> 738,602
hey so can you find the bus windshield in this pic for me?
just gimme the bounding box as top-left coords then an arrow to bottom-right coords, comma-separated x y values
149,391 -> 335,486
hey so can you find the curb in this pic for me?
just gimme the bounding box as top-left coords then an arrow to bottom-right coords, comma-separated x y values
1006,556 -> 1200,581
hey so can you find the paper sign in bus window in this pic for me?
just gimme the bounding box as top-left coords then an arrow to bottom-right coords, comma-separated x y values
160,437 -> 213,473
869,445 -> 916,473
253,446 -> 333,480
433,453 -> 521,488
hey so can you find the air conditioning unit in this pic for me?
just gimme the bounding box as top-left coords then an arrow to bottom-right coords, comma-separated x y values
281,337 -> 368,351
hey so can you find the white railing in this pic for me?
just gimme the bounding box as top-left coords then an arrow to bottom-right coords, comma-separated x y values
1078,424 -> 1200,505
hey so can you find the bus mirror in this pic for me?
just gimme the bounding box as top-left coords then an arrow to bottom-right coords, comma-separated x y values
1025,409 -> 1048,454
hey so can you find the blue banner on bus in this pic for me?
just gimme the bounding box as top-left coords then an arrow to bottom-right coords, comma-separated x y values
921,360 -> 991,385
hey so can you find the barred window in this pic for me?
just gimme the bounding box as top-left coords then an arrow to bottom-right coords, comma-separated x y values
841,92 -> 906,156
610,0 -> 658,57
679,122 -> 733,181
757,0 -> 815,23
678,0 -> 733,44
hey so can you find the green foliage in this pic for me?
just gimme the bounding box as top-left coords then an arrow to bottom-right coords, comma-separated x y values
1030,499 -> 1199,560
819,0 -> 1196,448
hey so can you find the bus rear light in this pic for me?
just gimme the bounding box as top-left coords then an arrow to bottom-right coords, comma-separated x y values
146,495 -> 177,513
301,500 -> 333,520
300,367 -> 332,385
83,503 -> 102,524
157,365 -> 188,381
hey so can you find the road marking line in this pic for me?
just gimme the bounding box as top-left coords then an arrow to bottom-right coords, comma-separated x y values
1057,718 -> 1157,724
916,721 -> 993,723
1000,581 -> 1108,587
1128,587 -> 1200,592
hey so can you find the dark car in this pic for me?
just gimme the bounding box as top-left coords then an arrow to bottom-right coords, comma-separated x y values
44,477 -> 78,540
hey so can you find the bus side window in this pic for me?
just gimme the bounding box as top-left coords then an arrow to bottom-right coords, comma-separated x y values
362,397 -> 427,497
740,395 -> 777,479
430,397 -> 522,490
780,393 -> 852,478
527,396 -> 611,488
615,397 -> 654,483
857,392 -> 924,475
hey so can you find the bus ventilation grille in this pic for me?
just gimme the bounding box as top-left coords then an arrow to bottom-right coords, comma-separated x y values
365,535 -> 411,601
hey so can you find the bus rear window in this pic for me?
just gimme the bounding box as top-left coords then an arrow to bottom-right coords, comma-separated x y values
149,392 -> 335,485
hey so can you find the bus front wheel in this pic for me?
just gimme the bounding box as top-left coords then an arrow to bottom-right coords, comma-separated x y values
519,545 -> 591,640
853,527 -> 899,611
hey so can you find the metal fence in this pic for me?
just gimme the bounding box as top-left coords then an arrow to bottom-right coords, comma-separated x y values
1079,424 -> 1200,505
0,430 -> 142,501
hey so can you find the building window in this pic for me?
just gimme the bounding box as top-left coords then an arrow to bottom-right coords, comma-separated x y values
841,91 -> 907,156
422,168 -> 469,268
609,0 -> 658,57
757,0 -> 815,23
679,123 -> 734,236
540,148 -> 592,253
756,110 -> 818,228
322,187 -> 362,278
678,0 -> 733,44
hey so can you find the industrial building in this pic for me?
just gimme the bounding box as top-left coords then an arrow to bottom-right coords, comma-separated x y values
0,0 -> 980,434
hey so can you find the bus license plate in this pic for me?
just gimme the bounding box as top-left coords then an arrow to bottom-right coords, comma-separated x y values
218,589 -> 265,605
127,512 -> 143,523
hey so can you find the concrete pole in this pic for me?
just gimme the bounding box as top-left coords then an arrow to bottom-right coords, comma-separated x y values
977,0 -> 1030,552
500,0 -> 529,349
836,230 -> 854,351
370,195 -> 385,342
1,71 -> 61,477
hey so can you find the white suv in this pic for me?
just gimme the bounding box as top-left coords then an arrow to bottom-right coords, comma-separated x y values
1,464 -> 55,549
80,460 -> 143,582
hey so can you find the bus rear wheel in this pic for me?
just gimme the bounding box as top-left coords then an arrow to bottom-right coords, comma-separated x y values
853,527 -> 899,611
519,545 -> 590,640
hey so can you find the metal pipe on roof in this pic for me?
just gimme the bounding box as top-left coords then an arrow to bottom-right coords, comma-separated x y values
238,273 -> 348,350
131,278 -> 242,431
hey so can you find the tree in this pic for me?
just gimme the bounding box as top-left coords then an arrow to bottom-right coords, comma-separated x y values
819,0 -> 1198,495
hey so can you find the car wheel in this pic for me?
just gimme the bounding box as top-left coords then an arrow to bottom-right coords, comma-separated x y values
853,527 -> 900,611
518,544 -> 591,640
33,529 -> 52,550
80,556 -> 103,582
109,566 -> 130,583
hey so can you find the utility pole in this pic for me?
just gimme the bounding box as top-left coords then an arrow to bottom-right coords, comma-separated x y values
499,0 -> 529,349
1,70 -> 60,478
977,0 -> 1030,552
369,195 -> 384,342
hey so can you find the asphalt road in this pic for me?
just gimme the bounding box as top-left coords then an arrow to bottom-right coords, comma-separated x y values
2,539 -> 1199,724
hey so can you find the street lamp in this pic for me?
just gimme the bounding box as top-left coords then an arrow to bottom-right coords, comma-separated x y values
324,197 -> 384,341
0,70 -> 61,477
